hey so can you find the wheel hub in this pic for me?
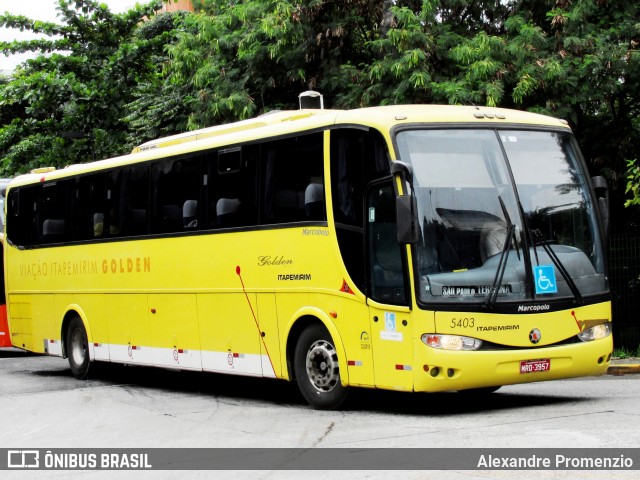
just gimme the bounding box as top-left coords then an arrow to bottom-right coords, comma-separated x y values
71,329 -> 86,365
306,339 -> 339,393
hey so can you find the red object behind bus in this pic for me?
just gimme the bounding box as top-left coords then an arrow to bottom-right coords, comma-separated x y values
0,304 -> 10,347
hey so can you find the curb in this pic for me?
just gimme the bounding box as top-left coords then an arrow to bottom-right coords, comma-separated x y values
606,364 -> 640,375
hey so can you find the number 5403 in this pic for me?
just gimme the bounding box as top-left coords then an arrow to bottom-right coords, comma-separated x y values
450,318 -> 475,328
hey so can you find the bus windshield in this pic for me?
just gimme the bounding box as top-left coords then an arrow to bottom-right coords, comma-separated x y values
395,128 -> 607,305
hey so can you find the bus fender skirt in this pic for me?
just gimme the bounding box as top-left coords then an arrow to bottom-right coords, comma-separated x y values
284,306 -> 349,386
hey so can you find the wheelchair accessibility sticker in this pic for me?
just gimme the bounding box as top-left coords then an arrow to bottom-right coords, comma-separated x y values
533,265 -> 557,294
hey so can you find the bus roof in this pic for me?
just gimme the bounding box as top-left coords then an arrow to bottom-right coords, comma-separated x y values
131,109 -> 336,153
9,104 -> 570,188
132,105 -> 568,153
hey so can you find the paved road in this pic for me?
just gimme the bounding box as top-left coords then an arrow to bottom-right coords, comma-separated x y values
1,348 -> 638,480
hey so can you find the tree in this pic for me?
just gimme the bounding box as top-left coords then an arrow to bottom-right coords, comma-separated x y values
159,0 -> 386,127
2,1 -> 639,231
626,159 -> 640,207
425,0 -> 640,228
0,0 -> 184,175
88,0 -> 640,230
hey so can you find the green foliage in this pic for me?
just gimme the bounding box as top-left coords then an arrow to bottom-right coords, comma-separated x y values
163,0 -> 392,125
625,159 -> 640,208
0,0 -> 181,174
613,345 -> 640,359
1,0 -> 639,230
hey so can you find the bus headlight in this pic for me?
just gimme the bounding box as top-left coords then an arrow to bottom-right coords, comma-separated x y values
421,334 -> 482,351
577,323 -> 611,342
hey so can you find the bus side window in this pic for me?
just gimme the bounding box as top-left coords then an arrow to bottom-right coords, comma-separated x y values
7,188 -> 38,247
98,165 -> 149,238
330,128 -> 391,294
206,145 -> 259,229
105,170 -> 123,237
39,181 -> 71,244
72,172 -> 108,241
261,133 -> 324,224
212,169 -> 245,228
151,155 -> 201,234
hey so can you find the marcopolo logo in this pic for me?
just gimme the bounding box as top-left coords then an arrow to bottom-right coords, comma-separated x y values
517,304 -> 550,313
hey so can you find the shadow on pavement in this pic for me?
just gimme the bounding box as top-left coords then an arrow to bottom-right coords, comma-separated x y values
26,360 -> 592,416
0,347 -> 41,358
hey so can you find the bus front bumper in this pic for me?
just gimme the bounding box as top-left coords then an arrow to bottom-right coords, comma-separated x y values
412,336 -> 613,393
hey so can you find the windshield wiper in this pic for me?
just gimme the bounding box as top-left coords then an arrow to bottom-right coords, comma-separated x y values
531,229 -> 583,305
484,196 -> 516,310
517,202 -> 537,299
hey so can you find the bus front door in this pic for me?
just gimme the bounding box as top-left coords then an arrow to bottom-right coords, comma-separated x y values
366,181 -> 413,391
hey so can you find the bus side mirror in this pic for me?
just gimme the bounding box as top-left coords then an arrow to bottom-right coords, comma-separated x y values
396,195 -> 419,244
592,176 -> 609,238
390,161 -> 414,188
392,161 -> 418,243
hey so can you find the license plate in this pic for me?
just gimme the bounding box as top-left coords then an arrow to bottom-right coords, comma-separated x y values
520,359 -> 551,374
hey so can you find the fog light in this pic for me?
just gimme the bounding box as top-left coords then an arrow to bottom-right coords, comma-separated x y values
577,323 -> 611,342
421,334 -> 482,351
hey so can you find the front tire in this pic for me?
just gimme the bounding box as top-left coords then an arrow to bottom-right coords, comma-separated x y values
293,324 -> 348,410
66,317 -> 91,379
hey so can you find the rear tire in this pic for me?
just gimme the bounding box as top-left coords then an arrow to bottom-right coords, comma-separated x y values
293,324 -> 348,410
66,317 -> 91,379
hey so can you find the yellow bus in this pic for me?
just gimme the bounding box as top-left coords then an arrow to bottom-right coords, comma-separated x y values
4,101 -> 612,409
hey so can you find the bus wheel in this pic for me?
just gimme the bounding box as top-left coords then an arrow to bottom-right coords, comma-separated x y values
294,324 -> 348,410
66,317 -> 91,379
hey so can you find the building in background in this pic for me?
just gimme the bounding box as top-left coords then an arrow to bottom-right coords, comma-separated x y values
161,0 -> 193,12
